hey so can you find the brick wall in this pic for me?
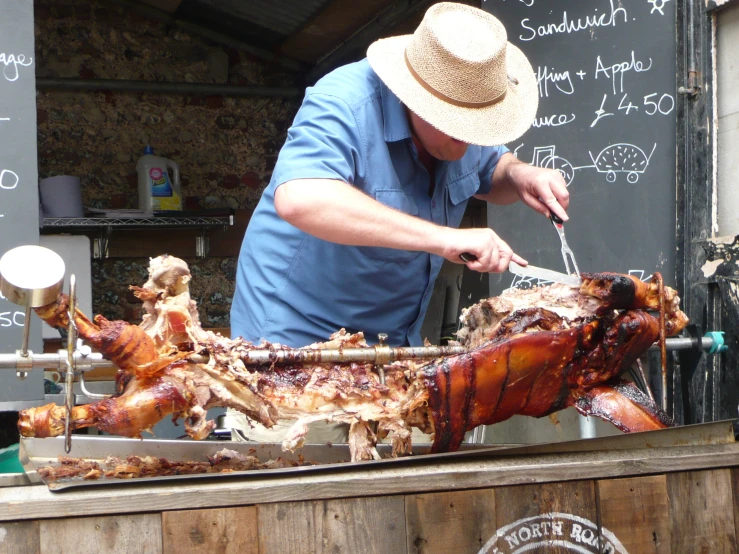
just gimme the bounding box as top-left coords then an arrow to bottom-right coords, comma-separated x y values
34,0 -> 301,328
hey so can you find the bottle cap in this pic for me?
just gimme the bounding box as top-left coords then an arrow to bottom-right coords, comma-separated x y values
144,145 -> 154,155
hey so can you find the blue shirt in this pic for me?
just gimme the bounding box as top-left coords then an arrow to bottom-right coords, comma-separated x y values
231,59 -> 507,347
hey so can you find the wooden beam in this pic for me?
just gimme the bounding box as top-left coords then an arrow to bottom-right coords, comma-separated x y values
279,0 -> 397,64
138,0 -> 182,13
306,0 -> 437,83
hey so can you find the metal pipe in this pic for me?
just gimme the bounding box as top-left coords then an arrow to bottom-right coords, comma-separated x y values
20,297 -> 31,358
64,276 -> 76,454
0,352 -> 113,371
36,78 -> 302,98
79,372 -> 110,400
647,337 -> 715,352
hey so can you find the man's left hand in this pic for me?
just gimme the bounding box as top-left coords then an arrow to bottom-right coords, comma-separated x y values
505,161 -> 570,221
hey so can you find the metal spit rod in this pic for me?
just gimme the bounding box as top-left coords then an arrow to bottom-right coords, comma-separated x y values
0,335 -> 726,374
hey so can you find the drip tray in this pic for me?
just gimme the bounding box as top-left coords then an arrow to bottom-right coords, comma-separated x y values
18,436 -> 508,492
19,421 -> 735,492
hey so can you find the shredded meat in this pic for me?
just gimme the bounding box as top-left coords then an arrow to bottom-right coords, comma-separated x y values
36,448 -> 304,482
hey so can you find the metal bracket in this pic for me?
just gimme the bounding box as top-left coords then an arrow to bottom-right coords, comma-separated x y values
93,226 -> 113,259
678,70 -> 702,98
195,230 -> 209,258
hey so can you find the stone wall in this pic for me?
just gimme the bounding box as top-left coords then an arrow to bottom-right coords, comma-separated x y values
34,0 -> 301,328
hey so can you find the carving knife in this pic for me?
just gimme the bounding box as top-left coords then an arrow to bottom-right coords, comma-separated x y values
459,254 -> 581,286
508,261 -> 581,286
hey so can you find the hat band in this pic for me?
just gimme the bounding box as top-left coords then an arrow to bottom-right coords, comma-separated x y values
404,49 -> 507,109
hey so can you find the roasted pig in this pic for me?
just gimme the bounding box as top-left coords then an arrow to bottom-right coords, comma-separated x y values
19,256 -> 688,461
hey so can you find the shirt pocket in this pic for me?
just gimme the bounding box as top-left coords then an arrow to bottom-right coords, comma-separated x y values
446,169 -> 480,229
357,189 -> 422,263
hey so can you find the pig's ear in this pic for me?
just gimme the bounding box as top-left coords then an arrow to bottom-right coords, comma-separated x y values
569,381 -> 673,433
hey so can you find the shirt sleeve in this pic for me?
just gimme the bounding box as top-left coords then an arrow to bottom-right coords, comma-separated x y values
476,145 -> 510,195
271,92 -> 363,188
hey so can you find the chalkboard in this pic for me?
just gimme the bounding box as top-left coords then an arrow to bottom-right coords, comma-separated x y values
0,0 -> 43,404
482,0 -> 677,296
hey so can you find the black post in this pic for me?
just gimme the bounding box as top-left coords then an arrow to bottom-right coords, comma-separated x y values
675,0 -> 719,424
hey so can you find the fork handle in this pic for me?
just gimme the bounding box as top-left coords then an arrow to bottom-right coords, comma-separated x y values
550,213 -> 564,225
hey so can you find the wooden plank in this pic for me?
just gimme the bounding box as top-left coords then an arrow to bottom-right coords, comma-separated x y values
667,468 -> 737,553
5,444 -> 739,522
405,489 -> 496,554
39,514 -> 162,554
323,496 -> 406,554
597,475 -> 670,554
258,497 -> 406,554
139,0 -> 182,12
161,506 -> 258,554
734,467 -> 739,553
491,481 -> 606,553
258,500 -> 323,554
0,521 -> 39,554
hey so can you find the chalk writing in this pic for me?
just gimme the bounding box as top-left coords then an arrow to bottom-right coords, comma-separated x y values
591,94 -> 614,127
537,66 -> 575,96
520,0 -> 628,42
0,52 -> 33,82
591,92 -> 674,127
0,169 -> 18,190
648,0 -> 671,15
0,311 -> 25,328
532,112 -> 576,128
595,51 -> 653,94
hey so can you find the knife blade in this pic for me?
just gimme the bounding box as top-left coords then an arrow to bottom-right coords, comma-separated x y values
509,261 -> 581,286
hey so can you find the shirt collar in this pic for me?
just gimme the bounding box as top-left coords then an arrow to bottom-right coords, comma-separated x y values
380,80 -> 412,143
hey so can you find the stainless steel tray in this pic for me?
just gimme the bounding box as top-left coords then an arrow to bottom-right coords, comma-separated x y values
19,436 -> 508,492
19,420 -> 735,492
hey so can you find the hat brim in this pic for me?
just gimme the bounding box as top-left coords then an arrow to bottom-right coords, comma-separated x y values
367,35 -> 538,147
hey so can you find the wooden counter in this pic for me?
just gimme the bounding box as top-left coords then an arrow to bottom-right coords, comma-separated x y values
1,438 -> 739,553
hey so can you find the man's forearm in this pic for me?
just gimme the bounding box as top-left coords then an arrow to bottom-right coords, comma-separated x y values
275,178 -> 450,255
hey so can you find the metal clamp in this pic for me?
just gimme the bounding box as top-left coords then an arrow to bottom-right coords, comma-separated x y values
14,349 -> 33,380
374,333 -> 390,385
705,331 -> 728,354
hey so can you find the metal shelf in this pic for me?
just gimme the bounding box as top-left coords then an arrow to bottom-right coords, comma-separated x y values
42,215 -> 233,229
41,214 -> 234,258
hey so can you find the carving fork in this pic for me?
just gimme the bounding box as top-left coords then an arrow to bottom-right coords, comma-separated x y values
550,214 -> 580,277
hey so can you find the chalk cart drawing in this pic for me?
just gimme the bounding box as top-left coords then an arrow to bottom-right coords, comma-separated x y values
531,146 -> 575,187
584,143 -> 657,184
517,142 -> 657,186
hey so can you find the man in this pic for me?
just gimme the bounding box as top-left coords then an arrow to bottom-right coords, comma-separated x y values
228,3 -> 568,442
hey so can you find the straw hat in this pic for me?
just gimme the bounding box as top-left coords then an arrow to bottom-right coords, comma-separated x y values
367,2 -> 538,146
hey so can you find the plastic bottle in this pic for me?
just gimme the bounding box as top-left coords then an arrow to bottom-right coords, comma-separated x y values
136,146 -> 182,212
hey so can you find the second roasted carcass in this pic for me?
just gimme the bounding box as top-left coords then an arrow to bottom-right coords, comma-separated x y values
19,256 -> 688,461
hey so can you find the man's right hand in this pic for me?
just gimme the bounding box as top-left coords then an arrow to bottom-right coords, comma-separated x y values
435,227 -> 527,273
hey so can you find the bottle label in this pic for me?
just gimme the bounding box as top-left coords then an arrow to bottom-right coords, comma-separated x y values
150,167 -> 173,197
